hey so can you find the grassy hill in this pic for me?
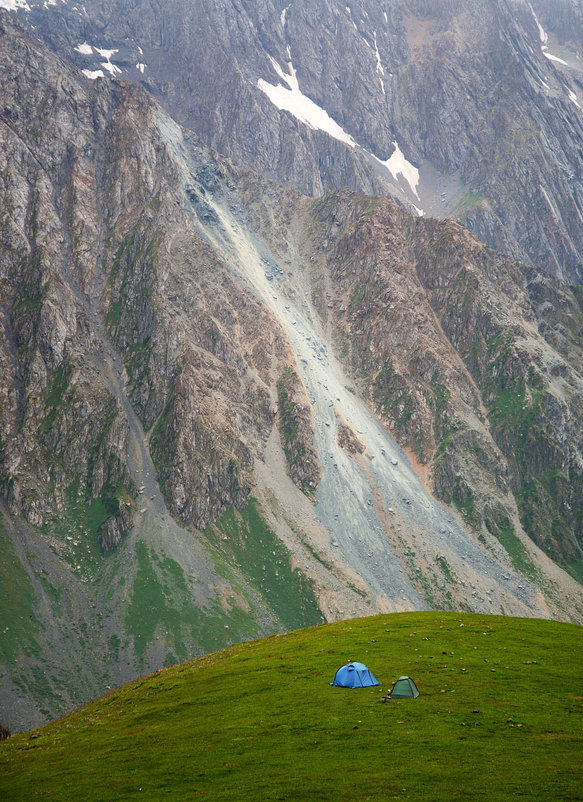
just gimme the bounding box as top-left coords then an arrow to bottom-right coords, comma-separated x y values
1,612 -> 581,800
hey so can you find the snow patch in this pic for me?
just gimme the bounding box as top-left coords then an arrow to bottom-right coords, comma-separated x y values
76,41 -> 122,75
345,5 -> 358,31
101,61 -> 122,76
375,141 -> 421,201
373,31 -> 385,95
258,53 -> 357,148
373,32 -> 384,76
530,3 -> 548,46
136,62 -> 146,73
543,50 -> 568,66
82,69 -> 105,79
95,47 -> 118,61
0,0 -> 30,10
281,3 -> 290,28
568,89 -> 581,109
258,52 -> 423,213
93,48 -> 122,76
529,4 -> 569,66
74,42 -> 93,55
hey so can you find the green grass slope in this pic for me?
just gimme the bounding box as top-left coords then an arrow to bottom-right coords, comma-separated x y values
1,612 -> 581,800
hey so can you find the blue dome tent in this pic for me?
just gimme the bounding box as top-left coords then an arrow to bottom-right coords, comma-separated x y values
330,662 -> 380,688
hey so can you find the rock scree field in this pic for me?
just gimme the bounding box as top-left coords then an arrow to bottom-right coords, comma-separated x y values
0,612 -> 581,800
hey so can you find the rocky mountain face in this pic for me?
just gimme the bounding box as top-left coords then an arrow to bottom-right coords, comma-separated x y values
0,13 -> 324,730
12,0 -> 583,282
0,9 -> 582,732
305,194 -> 583,567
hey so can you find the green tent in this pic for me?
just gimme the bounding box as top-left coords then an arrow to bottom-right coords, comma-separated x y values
389,676 -> 419,698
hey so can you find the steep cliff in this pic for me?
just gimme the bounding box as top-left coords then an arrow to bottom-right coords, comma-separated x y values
0,14 -> 325,731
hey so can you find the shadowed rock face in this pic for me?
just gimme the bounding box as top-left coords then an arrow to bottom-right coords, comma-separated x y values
10,0 -> 583,281
0,12 -> 582,733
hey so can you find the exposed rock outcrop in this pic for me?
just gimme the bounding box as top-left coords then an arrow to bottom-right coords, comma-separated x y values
276,366 -> 321,496
304,190 -> 583,567
12,0 -> 583,282
337,420 -> 365,456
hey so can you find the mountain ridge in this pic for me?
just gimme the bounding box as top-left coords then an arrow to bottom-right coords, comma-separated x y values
10,0 -> 583,281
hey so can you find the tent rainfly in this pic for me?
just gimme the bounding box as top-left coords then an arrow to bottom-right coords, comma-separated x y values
389,676 -> 420,698
330,662 -> 380,688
